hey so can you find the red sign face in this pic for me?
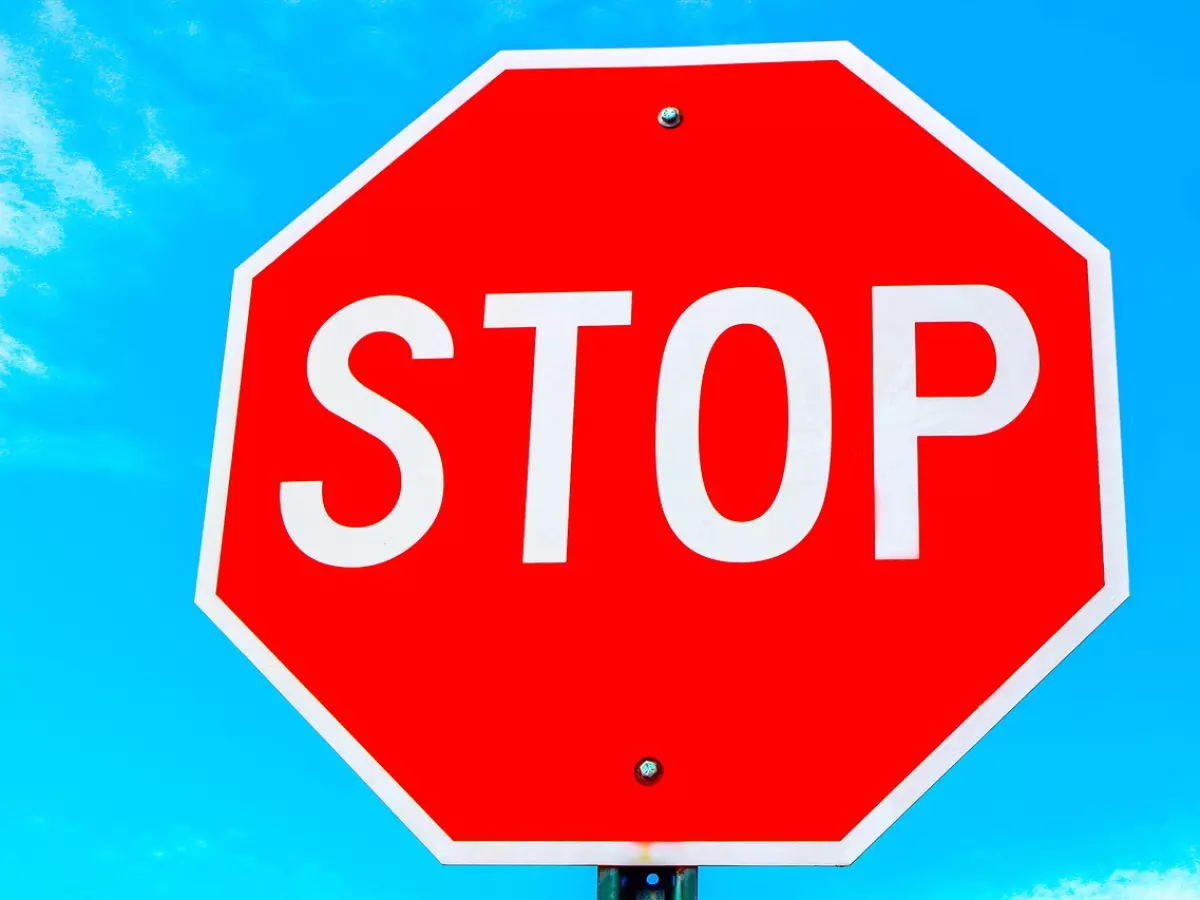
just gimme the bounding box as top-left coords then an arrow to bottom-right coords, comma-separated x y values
197,42 -> 1127,866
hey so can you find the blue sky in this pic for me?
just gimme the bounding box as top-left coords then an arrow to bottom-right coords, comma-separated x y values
0,0 -> 1197,897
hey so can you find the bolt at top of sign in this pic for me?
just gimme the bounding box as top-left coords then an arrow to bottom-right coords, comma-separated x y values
197,41 -> 1127,867
657,106 -> 682,128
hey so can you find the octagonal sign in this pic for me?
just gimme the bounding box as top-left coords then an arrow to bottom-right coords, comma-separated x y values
197,42 -> 1127,866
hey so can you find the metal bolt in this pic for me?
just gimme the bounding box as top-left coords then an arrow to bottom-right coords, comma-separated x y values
657,106 -> 682,129
634,757 -> 663,785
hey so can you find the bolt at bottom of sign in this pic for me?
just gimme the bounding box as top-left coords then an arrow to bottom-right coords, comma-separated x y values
635,757 -> 663,785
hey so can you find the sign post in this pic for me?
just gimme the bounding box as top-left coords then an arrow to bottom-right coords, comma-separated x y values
599,867 -> 698,900
198,42 -> 1127,874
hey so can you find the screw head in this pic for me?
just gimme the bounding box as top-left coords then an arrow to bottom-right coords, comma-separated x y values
657,106 -> 682,128
634,757 -> 663,785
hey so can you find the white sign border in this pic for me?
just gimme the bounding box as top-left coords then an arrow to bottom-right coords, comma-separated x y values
196,40 -> 1128,867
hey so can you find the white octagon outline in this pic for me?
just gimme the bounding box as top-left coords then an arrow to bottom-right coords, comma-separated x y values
195,41 -> 1128,867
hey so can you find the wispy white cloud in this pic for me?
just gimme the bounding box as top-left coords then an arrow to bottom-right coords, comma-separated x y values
129,107 -> 186,180
0,37 -> 120,229
30,0 -> 187,187
0,30 -> 122,376
149,836 -> 211,860
0,0 -> 186,382
146,140 -> 184,177
0,316 -> 46,383
1012,866 -> 1200,900
34,0 -> 85,44
491,0 -> 528,19
35,0 -> 126,99
34,0 -> 182,168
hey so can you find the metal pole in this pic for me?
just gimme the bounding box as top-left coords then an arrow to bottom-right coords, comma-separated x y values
597,866 -> 698,900
597,866 -> 620,900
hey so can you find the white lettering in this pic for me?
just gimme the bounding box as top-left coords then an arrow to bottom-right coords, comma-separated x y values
280,295 -> 453,568
484,291 -> 633,563
656,286 -> 832,563
873,284 -> 1040,559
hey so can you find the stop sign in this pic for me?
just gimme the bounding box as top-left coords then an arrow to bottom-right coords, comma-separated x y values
197,42 -> 1127,866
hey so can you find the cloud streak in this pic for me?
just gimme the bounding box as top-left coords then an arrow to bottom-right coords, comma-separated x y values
1013,866 -> 1200,900
0,0 -> 187,382
0,35 -> 120,251
132,107 -> 186,180
0,319 -> 46,383
35,0 -> 126,98
0,31 -> 121,378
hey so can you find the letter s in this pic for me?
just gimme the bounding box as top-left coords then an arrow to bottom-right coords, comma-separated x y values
280,295 -> 453,568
